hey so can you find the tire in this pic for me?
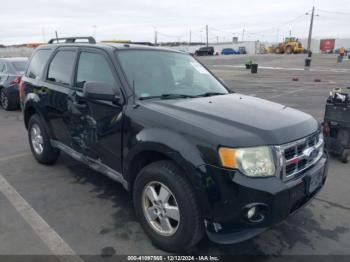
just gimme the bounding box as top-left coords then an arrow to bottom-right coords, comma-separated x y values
28,114 -> 60,165
275,47 -> 281,54
341,150 -> 350,163
133,160 -> 204,252
0,88 -> 15,111
286,46 -> 293,54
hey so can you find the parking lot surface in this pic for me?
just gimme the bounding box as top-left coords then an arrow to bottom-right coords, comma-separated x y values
0,54 -> 349,257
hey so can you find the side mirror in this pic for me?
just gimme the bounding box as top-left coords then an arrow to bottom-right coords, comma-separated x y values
83,81 -> 121,103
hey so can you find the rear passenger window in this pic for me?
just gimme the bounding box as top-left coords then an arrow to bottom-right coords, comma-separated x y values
76,52 -> 115,89
47,51 -> 76,86
26,49 -> 51,79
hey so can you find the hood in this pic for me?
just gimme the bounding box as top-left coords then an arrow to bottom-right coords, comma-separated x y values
142,93 -> 319,147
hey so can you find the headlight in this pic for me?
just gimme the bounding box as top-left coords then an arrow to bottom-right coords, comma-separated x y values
218,146 -> 276,177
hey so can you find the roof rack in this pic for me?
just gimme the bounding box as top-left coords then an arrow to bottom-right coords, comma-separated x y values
48,37 -> 96,44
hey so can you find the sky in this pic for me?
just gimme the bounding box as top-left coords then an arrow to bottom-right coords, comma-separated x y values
0,0 -> 350,45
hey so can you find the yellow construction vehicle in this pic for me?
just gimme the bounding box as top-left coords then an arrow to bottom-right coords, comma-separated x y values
271,37 -> 306,54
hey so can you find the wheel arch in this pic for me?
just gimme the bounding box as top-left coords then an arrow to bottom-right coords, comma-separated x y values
24,105 -> 36,129
125,146 -> 203,192
23,101 -> 54,138
125,146 -> 212,220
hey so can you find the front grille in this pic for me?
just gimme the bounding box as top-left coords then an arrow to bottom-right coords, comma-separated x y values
297,143 -> 306,154
286,163 -> 296,175
276,132 -> 324,181
284,147 -> 296,160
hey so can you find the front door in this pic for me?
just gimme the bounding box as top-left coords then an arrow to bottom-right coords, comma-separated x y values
69,48 -> 124,173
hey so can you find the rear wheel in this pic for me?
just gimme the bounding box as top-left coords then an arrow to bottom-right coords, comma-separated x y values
133,160 -> 204,252
0,88 -> 15,111
28,114 -> 60,165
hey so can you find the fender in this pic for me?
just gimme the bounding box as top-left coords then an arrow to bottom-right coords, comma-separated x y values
124,127 -> 206,182
124,127 -> 216,216
23,93 -> 55,138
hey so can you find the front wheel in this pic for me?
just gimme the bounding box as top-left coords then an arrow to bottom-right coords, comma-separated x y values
133,160 -> 204,252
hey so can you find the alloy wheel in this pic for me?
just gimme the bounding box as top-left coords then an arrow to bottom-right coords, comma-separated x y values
0,90 -> 8,109
142,181 -> 180,236
31,124 -> 44,155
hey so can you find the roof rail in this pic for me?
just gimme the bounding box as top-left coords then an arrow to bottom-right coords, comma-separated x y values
48,37 -> 96,44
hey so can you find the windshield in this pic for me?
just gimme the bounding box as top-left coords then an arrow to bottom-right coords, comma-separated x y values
11,61 -> 27,73
117,50 -> 228,99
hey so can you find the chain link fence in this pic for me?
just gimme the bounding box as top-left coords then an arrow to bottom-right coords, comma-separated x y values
0,47 -> 33,58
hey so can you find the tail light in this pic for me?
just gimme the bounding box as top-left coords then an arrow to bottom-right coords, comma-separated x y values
19,78 -> 24,101
10,76 -> 22,85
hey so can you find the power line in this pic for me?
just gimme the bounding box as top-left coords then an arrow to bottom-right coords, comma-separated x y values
157,31 -> 187,39
317,9 -> 350,15
210,27 -> 236,35
246,11 -> 308,37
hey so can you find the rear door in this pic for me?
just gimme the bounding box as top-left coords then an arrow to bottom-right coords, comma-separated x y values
69,48 -> 124,173
43,47 -> 78,146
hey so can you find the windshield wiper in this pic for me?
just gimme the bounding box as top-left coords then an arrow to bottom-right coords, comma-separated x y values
139,94 -> 195,100
194,92 -> 227,97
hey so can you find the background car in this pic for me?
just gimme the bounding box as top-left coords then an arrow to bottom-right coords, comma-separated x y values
238,46 -> 247,54
195,46 -> 214,56
0,57 -> 28,110
221,48 -> 239,55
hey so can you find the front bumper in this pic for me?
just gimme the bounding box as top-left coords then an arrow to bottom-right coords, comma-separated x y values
201,153 -> 328,244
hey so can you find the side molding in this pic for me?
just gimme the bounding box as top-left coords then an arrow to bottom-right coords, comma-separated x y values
50,139 -> 129,190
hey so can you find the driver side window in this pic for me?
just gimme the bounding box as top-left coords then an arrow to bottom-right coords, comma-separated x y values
76,52 -> 116,89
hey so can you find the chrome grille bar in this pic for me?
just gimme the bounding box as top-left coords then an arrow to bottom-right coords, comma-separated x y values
275,132 -> 324,182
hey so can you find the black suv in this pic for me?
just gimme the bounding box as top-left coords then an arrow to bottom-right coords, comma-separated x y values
21,37 -> 328,252
195,46 -> 215,56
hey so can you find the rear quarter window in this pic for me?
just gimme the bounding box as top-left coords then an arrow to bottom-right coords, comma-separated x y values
26,49 -> 52,79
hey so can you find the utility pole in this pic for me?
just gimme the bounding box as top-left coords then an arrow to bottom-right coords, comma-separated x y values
242,28 -> 245,42
55,31 -> 59,41
154,29 -> 157,46
307,6 -> 315,53
206,24 -> 209,47
189,30 -> 191,46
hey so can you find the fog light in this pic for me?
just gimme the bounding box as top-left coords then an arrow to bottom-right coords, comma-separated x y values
247,207 -> 256,219
243,203 -> 268,223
